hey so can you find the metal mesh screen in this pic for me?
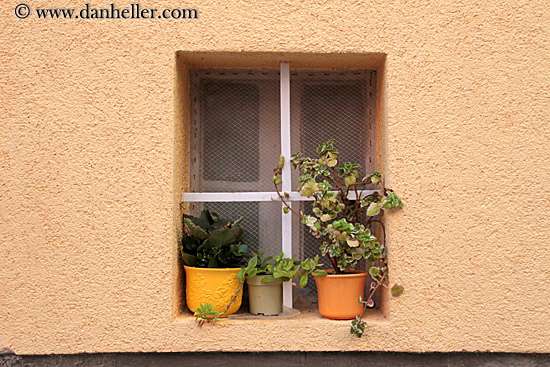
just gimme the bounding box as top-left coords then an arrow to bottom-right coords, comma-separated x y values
190,70 -> 281,192
189,201 -> 282,257
290,70 -> 377,304
290,70 -> 376,184
202,80 -> 260,182
186,68 -> 378,309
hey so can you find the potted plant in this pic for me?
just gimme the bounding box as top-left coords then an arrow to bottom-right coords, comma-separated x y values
180,209 -> 248,318
272,140 -> 404,323
238,252 -> 326,316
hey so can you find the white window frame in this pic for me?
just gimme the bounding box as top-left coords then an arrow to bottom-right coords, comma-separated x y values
181,62 -> 379,309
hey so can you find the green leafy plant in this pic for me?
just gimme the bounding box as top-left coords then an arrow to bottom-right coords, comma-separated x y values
180,210 -> 248,268
350,273 -> 405,337
237,251 -> 327,286
273,140 -> 405,337
193,303 -> 222,327
193,252 -> 328,326
192,278 -> 246,327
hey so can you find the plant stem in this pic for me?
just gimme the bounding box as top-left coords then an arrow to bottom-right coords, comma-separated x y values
273,182 -> 302,219
328,166 -> 348,201
353,184 -> 360,223
358,271 -> 387,317
327,254 -> 340,274
369,218 -> 386,245
220,281 -> 244,316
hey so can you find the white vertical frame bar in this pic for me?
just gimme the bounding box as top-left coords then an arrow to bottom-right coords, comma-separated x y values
280,61 -> 292,309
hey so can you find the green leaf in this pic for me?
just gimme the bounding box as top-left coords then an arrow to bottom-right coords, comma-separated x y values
277,155 -> 285,169
317,142 -> 324,154
237,268 -> 246,282
181,252 -> 197,267
391,284 -> 404,297
369,267 -> 379,278
193,303 -> 222,324
383,192 -> 403,209
196,239 -> 212,252
232,216 -> 245,227
230,244 -> 243,257
283,207 -> 289,214
247,256 -> 258,270
299,275 -> 308,288
208,228 -> 237,247
200,210 -> 214,227
349,316 -> 366,338
185,212 -> 210,230
211,218 -> 230,229
207,256 -> 219,268
247,269 -> 258,279
312,269 -> 327,277
230,225 -> 244,241
261,275 -> 276,283
184,218 -> 209,240
181,235 -> 196,252
366,202 -> 382,217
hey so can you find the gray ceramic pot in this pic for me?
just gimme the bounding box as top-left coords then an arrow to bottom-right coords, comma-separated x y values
246,275 -> 283,316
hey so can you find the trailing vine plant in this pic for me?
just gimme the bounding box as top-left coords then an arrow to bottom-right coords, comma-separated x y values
272,140 -> 405,337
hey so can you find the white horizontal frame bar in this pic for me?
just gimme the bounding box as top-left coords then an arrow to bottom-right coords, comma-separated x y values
181,190 -> 381,202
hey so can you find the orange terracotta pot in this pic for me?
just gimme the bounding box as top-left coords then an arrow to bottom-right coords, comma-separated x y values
314,270 -> 368,320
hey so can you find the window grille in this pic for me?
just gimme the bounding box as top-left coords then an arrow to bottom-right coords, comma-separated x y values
183,64 -> 377,309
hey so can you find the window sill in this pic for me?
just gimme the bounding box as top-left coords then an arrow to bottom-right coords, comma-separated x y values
175,307 -> 387,325
172,308 -> 389,352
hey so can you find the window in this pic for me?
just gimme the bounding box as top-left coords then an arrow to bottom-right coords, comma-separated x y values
182,62 -> 377,309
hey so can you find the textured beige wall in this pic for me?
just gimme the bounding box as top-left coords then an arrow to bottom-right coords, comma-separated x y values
1,0 -> 549,354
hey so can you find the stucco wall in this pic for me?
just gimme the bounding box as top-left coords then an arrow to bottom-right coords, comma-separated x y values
1,0 -> 549,354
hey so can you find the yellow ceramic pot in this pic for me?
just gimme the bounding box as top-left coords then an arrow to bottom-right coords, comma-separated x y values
184,266 -> 243,317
